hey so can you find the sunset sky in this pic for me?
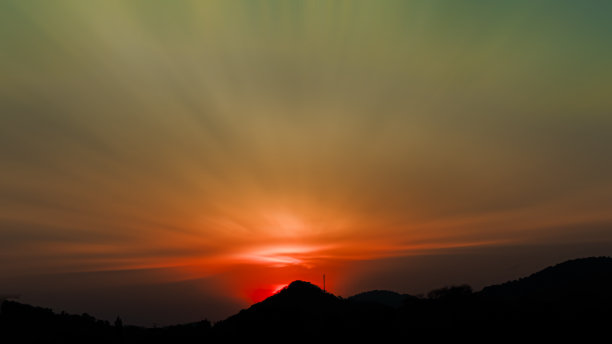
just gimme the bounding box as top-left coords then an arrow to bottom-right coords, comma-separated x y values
1,0 -> 612,325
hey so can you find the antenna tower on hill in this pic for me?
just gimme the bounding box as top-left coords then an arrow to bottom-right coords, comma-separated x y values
323,273 -> 326,292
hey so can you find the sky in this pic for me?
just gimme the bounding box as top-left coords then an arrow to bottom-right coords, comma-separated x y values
1,0 -> 612,326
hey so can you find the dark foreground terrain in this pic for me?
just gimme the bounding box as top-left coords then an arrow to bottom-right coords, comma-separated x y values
2,257 -> 612,342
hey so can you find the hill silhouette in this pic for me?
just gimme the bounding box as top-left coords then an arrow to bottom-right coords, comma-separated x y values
348,289 -> 417,308
481,256 -> 612,301
214,281 -> 354,340
214,280 -> 405,340
3,257 -> 612,342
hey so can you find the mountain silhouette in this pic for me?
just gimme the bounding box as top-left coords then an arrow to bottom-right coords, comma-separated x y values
469,256 -> 612,339
3,257 -> 612,342
213,281 -> 369,340
251,280 -> 341,309
480,256 -> 612,302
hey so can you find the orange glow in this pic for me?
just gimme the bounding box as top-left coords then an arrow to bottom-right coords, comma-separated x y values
233,244 -> 333,268
246,283 -> 289,303
10,192 -> 610,309
3,1 -> 612,327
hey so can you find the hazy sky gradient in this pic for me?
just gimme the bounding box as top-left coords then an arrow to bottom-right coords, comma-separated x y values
1,0 -> 612,325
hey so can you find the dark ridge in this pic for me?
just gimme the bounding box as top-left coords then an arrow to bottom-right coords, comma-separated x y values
275,280 -> 326,298
213,280 -> 351,339
249,280 -> 339,310
285,280 -> 323,292
348,290 -> 418,308
0,301 -> 116,343
0,300 -> 212,344
3,256 -> 612,342
0,294 -> 20,302
480,256 -> 612,301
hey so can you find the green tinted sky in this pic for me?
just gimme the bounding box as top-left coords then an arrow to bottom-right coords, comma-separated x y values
1,0 -> 611,325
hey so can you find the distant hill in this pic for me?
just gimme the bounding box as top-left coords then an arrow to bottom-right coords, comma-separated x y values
0,301 -> 116,343
348,290 -> 418,308
480,256 -> 612,302
213,280 -> 395,340
219,280 -> 345,331
3,257 -> 612,342
0,294 -> 20,302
